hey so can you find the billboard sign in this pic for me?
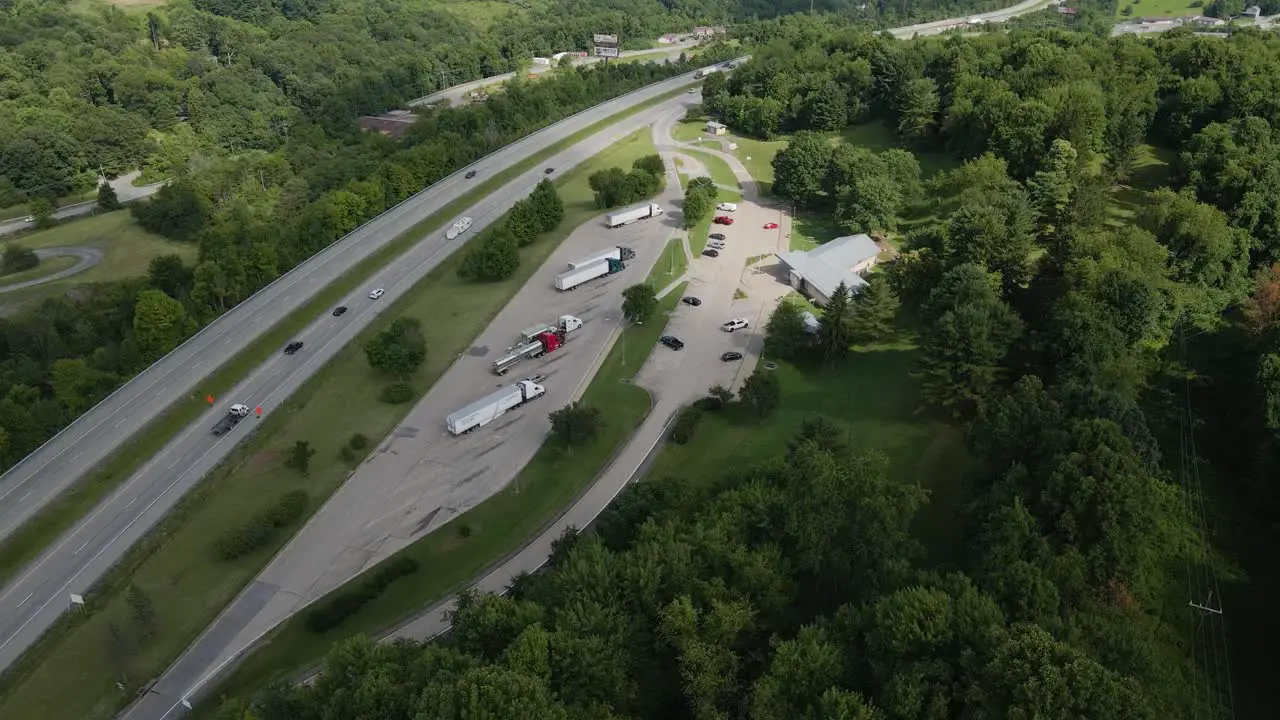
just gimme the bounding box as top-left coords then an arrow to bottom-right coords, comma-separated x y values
594,45 -> 620,58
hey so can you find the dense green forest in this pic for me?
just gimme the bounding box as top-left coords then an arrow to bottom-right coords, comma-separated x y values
223,20 -> 1280,720
0,0 -> 1004,473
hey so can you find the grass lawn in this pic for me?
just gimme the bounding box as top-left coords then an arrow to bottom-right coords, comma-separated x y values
680,148 -> 741,190
192,285 -> 688,717
647,236 -> 689,290
644,336 -> 971,564
790,211 -> 844,252
0,83 -> 693,595
1108,144 -> 1174,227
0,256 -> 79,287
0,118 -> 682,720
1115,0 -> 1201,17
0,212 -> 199,312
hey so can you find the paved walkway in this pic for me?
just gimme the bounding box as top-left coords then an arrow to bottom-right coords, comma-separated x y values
0,246 -> 102,293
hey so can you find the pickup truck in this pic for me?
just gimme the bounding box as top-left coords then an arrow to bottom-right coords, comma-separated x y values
212,404 -> 251,435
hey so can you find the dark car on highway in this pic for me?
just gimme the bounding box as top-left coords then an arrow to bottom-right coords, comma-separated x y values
465,170 -> 477,179
333,306 -> 348,317
702,249 -> 719,258
682,297 -> 702,306
284,341 -> 305,355
544,167 -> 555,174
660,335 -> 685,350
721,351 -> 743,362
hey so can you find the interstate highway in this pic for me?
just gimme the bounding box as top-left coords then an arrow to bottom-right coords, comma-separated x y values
0,61 -> 739,556
0,79 -> 720,676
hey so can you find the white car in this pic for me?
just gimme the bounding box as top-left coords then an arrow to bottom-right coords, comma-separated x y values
716,202 -> 737,212
708,242 -> 725,250
722,318 -> 749,332
368,288 -> 385,300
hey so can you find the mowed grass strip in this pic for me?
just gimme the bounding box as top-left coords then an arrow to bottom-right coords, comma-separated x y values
197,284 -> 687,717
646,236 -> 689,289
0,123 -> 673,719
0,83 -> 693,593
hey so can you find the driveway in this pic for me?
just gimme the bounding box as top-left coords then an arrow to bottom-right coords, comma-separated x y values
0,246 -> 102,294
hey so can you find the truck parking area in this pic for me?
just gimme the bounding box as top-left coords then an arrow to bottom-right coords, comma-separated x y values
211,179 -> 682,649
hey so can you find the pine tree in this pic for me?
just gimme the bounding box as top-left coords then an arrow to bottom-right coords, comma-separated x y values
849,274 -> 900,344
817,281 -> 855,364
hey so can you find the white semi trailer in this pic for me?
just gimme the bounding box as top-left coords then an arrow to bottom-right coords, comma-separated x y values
569,246 -> 636,269
605,203 -> 663,228
554,257 -> 624,291
446,379 -> 546,435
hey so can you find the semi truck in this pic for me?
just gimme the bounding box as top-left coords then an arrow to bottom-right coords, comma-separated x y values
446,379 -> 546,435
493,316 -> 584,375
569,246 -> 635,269
694,66 -> 722,79
212,404 -> 251,435
605,203 -> 663,229
446,216 -> 474,240
554,257 -> 624,291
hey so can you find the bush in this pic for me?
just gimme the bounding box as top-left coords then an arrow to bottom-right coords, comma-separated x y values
692,396 -> 723,412
349,433 -> 369,450
669,406 -> 704,445
340,446 -> 356,462
1,244 -> 39,275
380,382 -> 413,404
305,556 -> 420,633
213,490 -> 309,560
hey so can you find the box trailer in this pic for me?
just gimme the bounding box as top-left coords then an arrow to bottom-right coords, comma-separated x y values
568,246 -> 636,269
519,315 -> 584,344
554,258 -> 624,291
605,203 -> 663,229
446,379 -> 546,435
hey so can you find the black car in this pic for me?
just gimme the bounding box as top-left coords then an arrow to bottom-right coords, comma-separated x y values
660,335 -> 685,351
332,306 -> 348,317
682,297 -> 702,307
544,167 -> 555,174
721,351 -> 743,362
709,233 -> 726,241
284,341 -> 305,355
702,249 -> 719,258
465,170 -> 477,179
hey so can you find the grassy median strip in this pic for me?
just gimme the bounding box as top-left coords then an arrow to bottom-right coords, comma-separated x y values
0,121 -> 676,718
195,283 -> 688,717
646,236 -> 689,289
0,82 -> 694,592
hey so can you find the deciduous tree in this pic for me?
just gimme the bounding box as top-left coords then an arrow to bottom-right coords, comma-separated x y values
622,283 -> 658,324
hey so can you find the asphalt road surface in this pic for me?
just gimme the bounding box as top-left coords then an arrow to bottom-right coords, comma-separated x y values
0,247 -> 103,294
0,84 -> 723,696
408,40 -> 701,108
0,61 -> 736,568
0,173 -> 167,238
122,119 -> 690,720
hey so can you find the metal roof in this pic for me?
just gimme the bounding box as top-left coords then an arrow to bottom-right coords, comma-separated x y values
775,233 -> 878,300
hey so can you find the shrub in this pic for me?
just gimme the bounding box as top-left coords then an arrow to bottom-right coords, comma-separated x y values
213,490 -> 309,560
340,446 -> 356,462
349,433 -> 369,450
305,556 -> 420,633
380,382 -> 413,404
669,406 -> 704,445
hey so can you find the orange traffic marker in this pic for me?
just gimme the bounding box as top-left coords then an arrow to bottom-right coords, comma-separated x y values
255,406 -> 263,416
206,394 -> 215,405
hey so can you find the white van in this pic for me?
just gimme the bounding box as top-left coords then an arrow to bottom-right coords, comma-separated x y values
716,202 -> 738,212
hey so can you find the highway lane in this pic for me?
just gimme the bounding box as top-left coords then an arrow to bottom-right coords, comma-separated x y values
0,79 -> 722,685
0,62 -> 740,560
0,173 -> 168,238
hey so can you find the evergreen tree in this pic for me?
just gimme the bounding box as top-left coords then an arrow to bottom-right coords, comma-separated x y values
818,282 -> 855,363
848,274 -> 900,344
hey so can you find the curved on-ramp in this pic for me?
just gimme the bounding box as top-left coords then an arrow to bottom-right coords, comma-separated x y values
0,247 -> 102,294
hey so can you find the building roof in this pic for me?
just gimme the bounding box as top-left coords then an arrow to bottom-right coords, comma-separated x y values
776,234 -> 878,299
705,120 -> 727,129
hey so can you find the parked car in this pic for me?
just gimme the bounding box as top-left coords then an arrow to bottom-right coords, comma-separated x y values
368,288 -> 385,299
709,232 -> 726,240
465,170 -> 477,179
284,341 -> 305,355
717,202 -> 738,212
544,167 -> 555,174
660,335 -> 685,350
708,240 -> 725,248
722,318 -> 749,332
332,306 -> 348,317
687,88 -> 697,94
682,297 -> 702,306
713,216 -> 734,225
721,351 -> 743,362
763,222 -> 779,229
702,249 -> 719,258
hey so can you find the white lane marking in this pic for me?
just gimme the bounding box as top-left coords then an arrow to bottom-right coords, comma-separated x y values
18,491 -> 30,502
17,593 -> 31,608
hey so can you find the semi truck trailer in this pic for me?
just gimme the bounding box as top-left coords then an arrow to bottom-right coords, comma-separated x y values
605,203 -> 663,229
554,257 -> 624,291
212,404 -> 251,435
569,246 -> 635,269
446,216 -> 473,240
446,379 -> 546,435
493,315 -> 584,375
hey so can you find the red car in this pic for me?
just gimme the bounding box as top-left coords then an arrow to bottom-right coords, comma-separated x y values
713,216 -> 734,225
763,222 -> 779,230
